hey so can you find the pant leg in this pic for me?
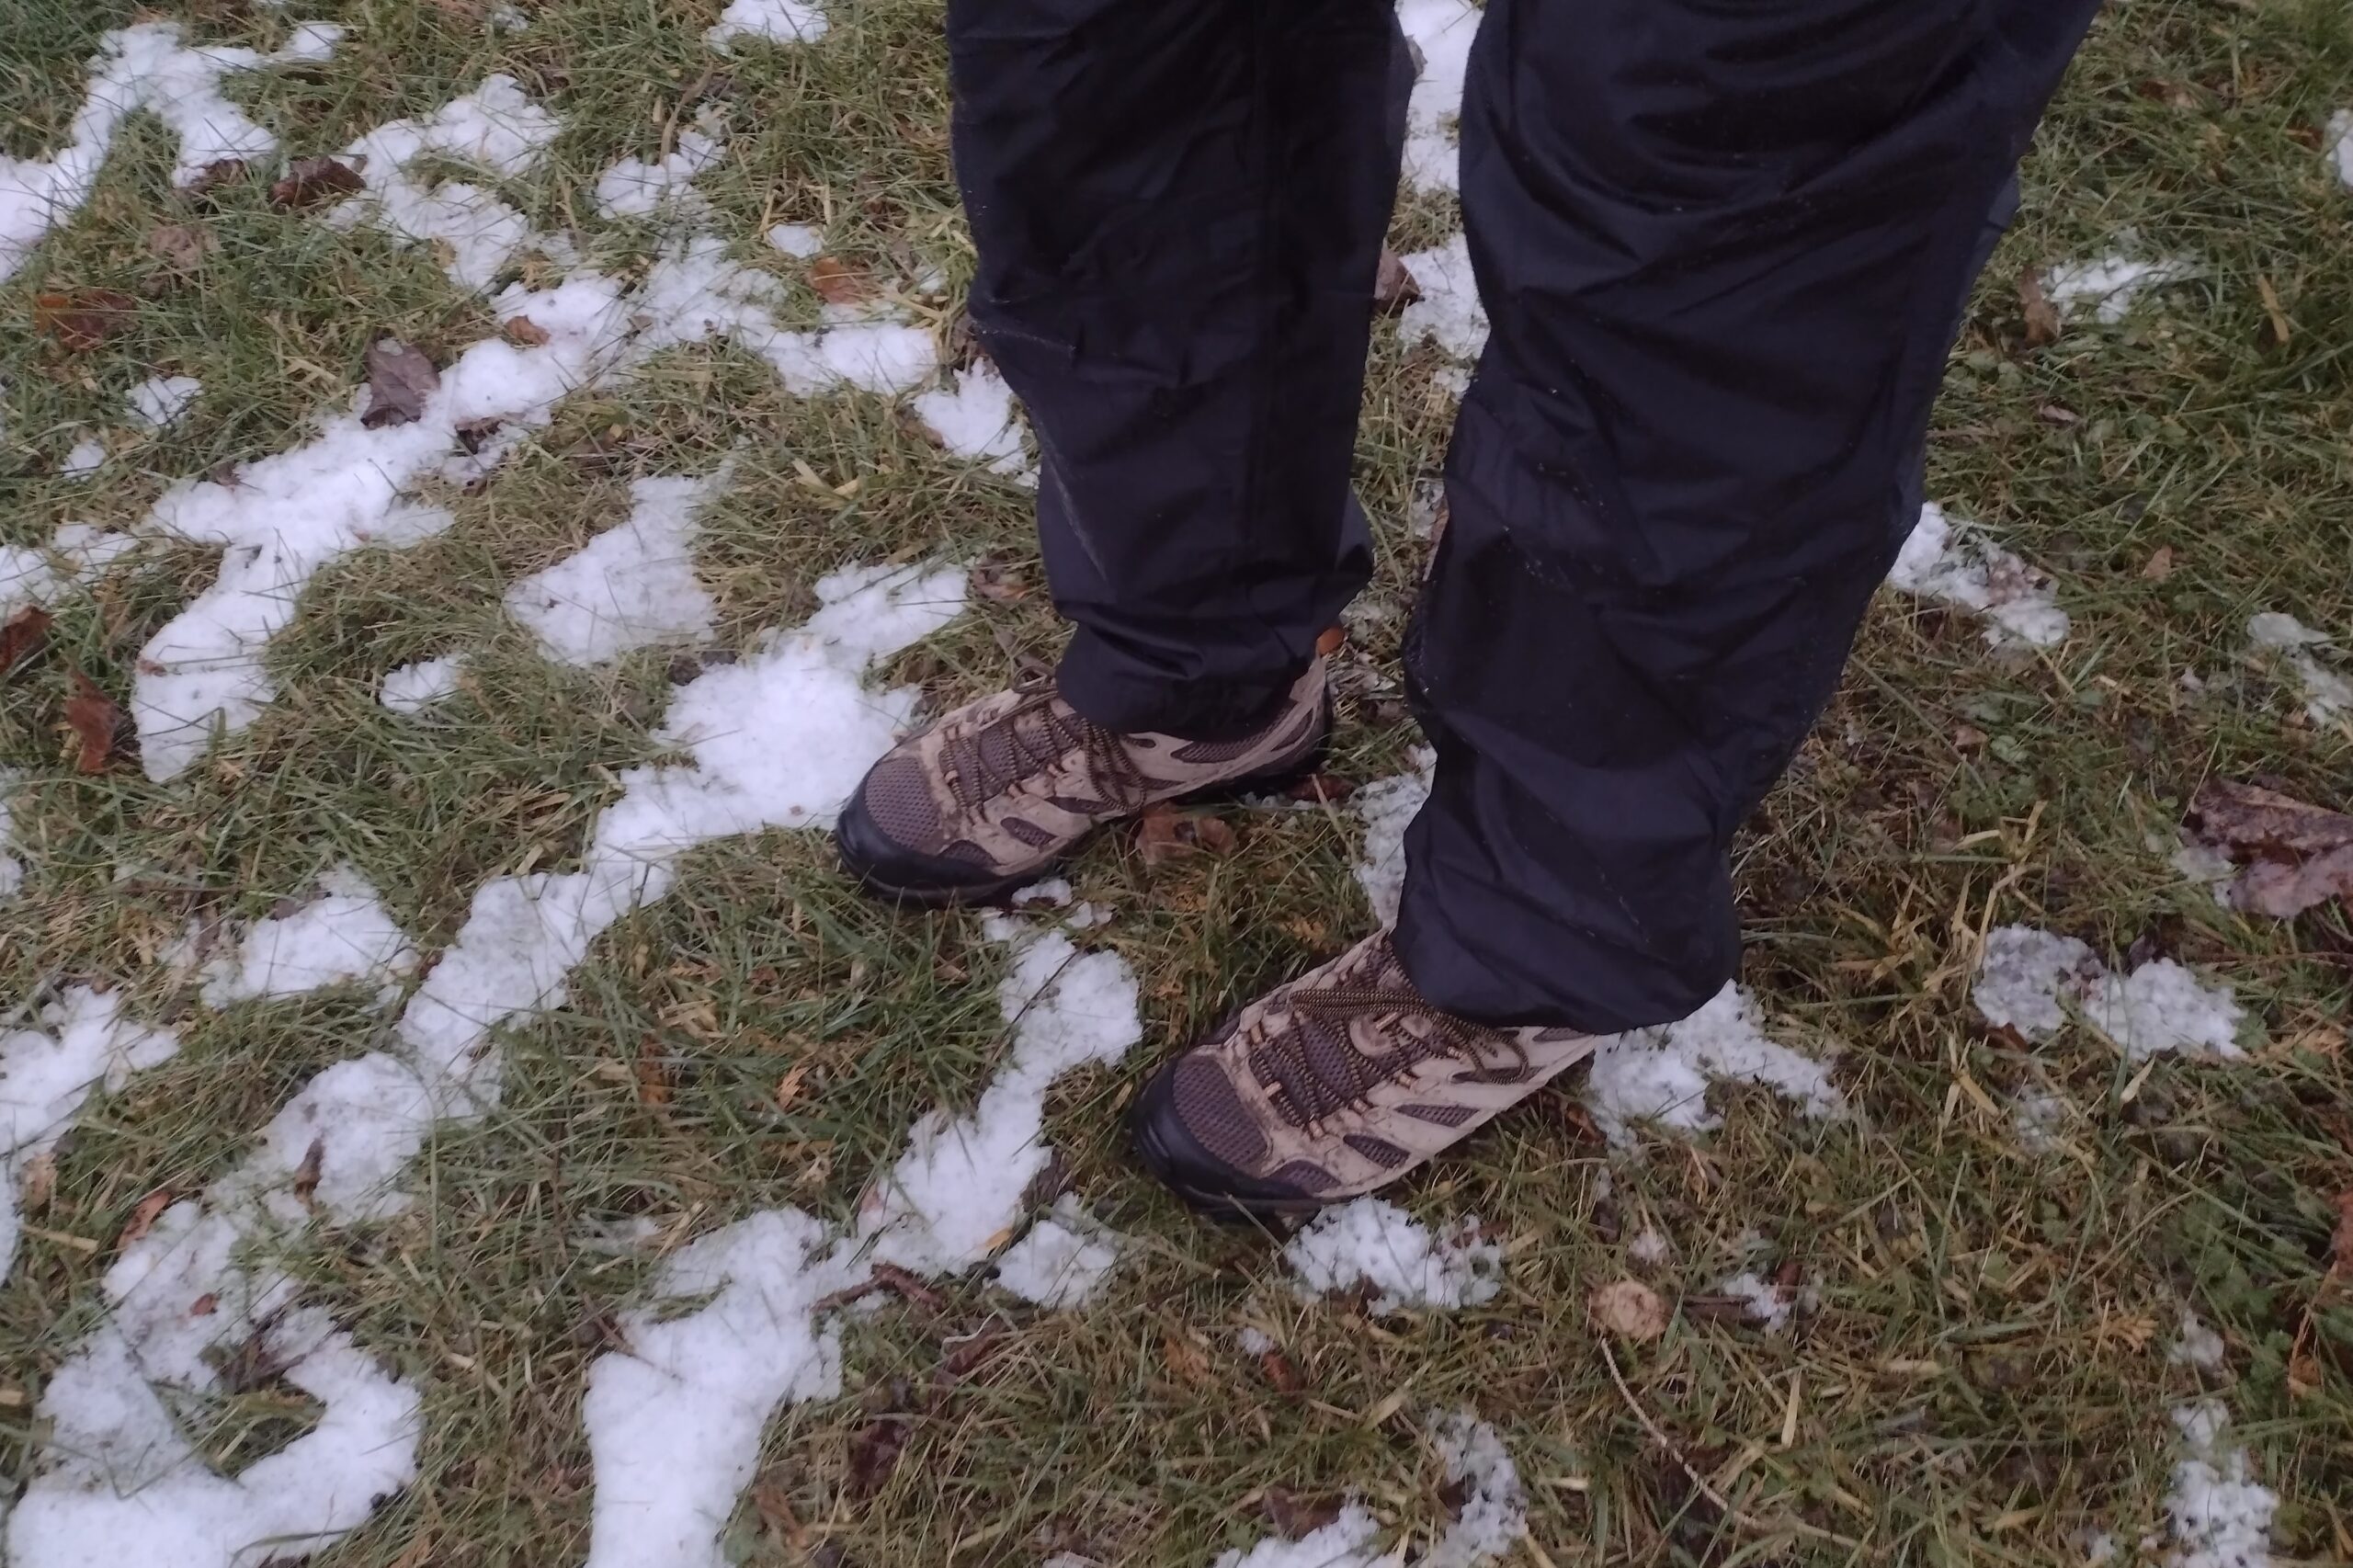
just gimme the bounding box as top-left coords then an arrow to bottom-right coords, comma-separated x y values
946,0 -> 1407,741
1394,0 -> 2103,1031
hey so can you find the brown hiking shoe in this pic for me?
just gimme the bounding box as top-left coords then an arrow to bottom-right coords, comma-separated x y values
1131,931 -> 1596,1218
835,663 -> 1327,903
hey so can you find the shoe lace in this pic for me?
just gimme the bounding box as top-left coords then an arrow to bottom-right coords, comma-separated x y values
943,685 -> 1154,815
1248,984 -> 1530,1131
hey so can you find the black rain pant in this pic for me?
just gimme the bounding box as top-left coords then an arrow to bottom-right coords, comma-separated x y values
948,0 -> 2102,1032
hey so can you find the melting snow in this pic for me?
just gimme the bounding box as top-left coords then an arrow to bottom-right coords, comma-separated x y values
2041,254 -> 2200,324
1398,235 -> 1488,361
1353,747 -> 1434,926
0,774 -> 20,899
1973,926 -> 2103,1040
1582,983 -> 1844,1146
1235,1325 -> 1277,1356
1629,1226 -> 1672,1264
0,20 -> 343,282
125,373 -> 201,431
993,1193 -> 1124,1308
2246,611 -> 2349,724
2168,1311 -> 2226,1372
2,524 -> 136,619
1396,0 -> 1480,194
912,361 -> 1036,483
60,436 -> 107,479
1889,502 -> 2070,648
199,864 -> 417,1008
2165,1401 -> 2276,1568
1424,1412 -> 1529,1568
2009,1085 -> 2073,1153
765,220 -> 823,256
1717,1270 -> 1796,1333
1281,1197 -> 1503,1315
708,0 -> 830,50
507,469 -> 729,665
1,989 -> 179,1284
1972,925 -> 2247,1060
1212,1504 -> 1392,1568
380,655 -> 463,713
594,118 -> 727,222
2328,110 -> 2353,192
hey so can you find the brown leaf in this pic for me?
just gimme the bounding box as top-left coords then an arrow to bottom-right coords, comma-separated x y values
187,158 -> 249,197
1256,1346 -> 1306,1394
1285,772 -> 1357,805
502,314 -> 551,347
1261,1488 -> 1344,1538
117,1187 -> 174,1250
970,558 -> 1028,603
191,1292 -> 219,1316
939,1325 -> 1006,1381
269,154 -> 364,210
807,256 -> 874,307
362,337 -> 440,428
292,1135 -> 324,1209
634,1037 -> 673,1107
749,1467 -> 808,1547
2234,847 -> 2353,920
869,1262 -> 947,1312
2190,780 -> 2353,858
1161,1328 -> 1213,1386
1315,625 -> 1347,657
1589,1278 -> 1670,1342
34,288 -> 138,352
2018,266 -> 2061,347
847,1414 -> 912,1496
1373,250 -> 1420,315
64,670 -> 124,773
17,1151 -> 56,1216
2139,545 -> 2175,581
146,222 -> 219,272
3,606 -> 52,675
2287,1348 -> 2324,1401
1136,805 -> 1239,865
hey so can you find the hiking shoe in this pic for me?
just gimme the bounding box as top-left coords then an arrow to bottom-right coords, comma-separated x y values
1131,931 -> 1596,1219
835,663 -> 1326,904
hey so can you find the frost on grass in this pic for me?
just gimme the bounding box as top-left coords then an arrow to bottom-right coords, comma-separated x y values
1888,502 -> 2070,648
2041,253 -> 2200,324
2168,1310 -> 2226,1372
199,865 -> 416,1009
993,1193 -> 1124,1309
2165,1401 -> 2276,1568
1972,926 -> 2248,1060
2246,611 -> 2350,725
1398,235 -> 1488,361
1396,0 -> 1480,194
1582,983 -> 1844,1147
507,469 -> 729,665
581,913 -> 1139,1568
1282,1197 -> 1503,1315
708,0 -> 830,50
1354,747 -> 1435,926
0,19 -> 342,282
125,373 -> 201,432
1,989 -> 178,1284
912,361 -> 1037,484
380,655 -> 462,713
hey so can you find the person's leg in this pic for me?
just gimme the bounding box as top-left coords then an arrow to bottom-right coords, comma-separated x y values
1131,0 -> 2103,1214
946,0 -> 1407,741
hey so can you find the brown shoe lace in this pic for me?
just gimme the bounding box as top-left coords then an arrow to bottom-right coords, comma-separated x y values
1247,985 -> 1532,1132
939,687 -> 1154,817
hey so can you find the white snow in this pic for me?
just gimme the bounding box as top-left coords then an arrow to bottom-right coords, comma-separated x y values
1235,1325 -> 1277,1356
1889,502 -> 2070,648
1972,925 -> 2247,1061
60,436 -> 107,479
1353,747 -> 1434,926
1424,1411 -> 1529,1568
708,0 -> 830,50
1012,878 -> 1074,909
993,1193 -> 1124,1308
125,373 -> 201,431
1282,1197 -> 1503,1315
380,655 -> 463,713
2168,1310 -> 2226,1372
2009,1085 -> 2072,1153
2164,1401 -> 2276,1568
1629,1226 -> 1671,1264
327,74 -> 566,290
1582,983 -> 1844,1146
507,469 -> 728,665
1,989 -> 179,1284
2041,254 -> 2200,324
2170,840 -> 2238,903
2,524 -> 136,620
594,119 -> 727,222
0,20 -> 344,282
912,361 -> 1035,483
1211,1503 -> 1392,1568
1717,1270 -> 1796,1333
628,233 -> 940,396
0,773 -> 20,899
199,864 -> 417,1008
2328,110 -> 2353,192
764,221 -> 823,257
1396,0 -> 1480,194
2246,611 -> 2350,724
1398,235 -> 1488,361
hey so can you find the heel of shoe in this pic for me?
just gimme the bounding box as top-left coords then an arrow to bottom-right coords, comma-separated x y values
1174,707 -> 1333,808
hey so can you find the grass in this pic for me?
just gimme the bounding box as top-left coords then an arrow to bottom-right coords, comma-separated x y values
5,0 -> 2353,1562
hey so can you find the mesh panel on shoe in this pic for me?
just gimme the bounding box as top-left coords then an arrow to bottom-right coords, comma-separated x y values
1343,1133 -> 1409,1168
1166,733 -> 1265,767
1172,1057 -> 1269,1170
860,756 -> 944,848
1267,1160 -> 1338,1195
1401,1102 -> 1477,1127
1002,816 -> 1059,850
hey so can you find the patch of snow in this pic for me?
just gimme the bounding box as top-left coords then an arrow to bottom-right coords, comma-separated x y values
1582,983 -> 1844,1146
199,864 -> 416,1008
765,221 -> 822,257
125,373 -> 201,431
2164,1400 -> 2275,1568
1889,502 -> 2070,648
572,1214 -> 663,1256
1974,926 -> 2101,1040
2009,1085 -> 2071,1153
2170,840 -> 2237,904
2,525 -> 135,621
489,2 -> 529,28
1972,925 -> 2247,1061
1717,1269 -> 1796,1333
708,0 -> 829,50
2169,1310 -> 2226,1372
0,20 -> 344,282
60,436 -> 107,478
1629,1226 -> 1671,1265
1211,1502 -> 1393,1568
1398,234 -> 1487,360
912,361 -> 1035,483
2327,110 -> 2353,192
1012,878 -> 1073,910
1235,1325 -> 1277,1356
0,774 -> 20,899
631,233 -> 940,396
1424,1411 -> 1528,1568
2246,611 -> 2349,724
1,989 -> 179,1284
507,468 -> 729,665
1282,1197 -> 1503,1315
1353,747 -> 1434,926
1064,900 -> 1112,930
993,1193 -> 1123,1308
594,116 -> 726,222
380,654 -> 463,713
1396,0 -> 1480,194
2042,253 -> 2200,324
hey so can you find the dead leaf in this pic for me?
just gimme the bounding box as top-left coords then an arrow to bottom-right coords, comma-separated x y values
64,670 -> 124,773
146,222 -> 218,271
191,1292 -> 218,1316
749,1467 -> 809,1547
362,337 -> 440,428
1951,723 -> 1988,753
847,1413 -> 912,1496
2185,779 -> 2353,918
3,606 -> 52,675
939,1325 -> 1005,1380
1315,625 -> 1347,657
502,314 -> 551,347
269,154 -> 364,210
1161,1328 -> 1213,1386
2018,266 -> 2061,347
2140,545 -> 2175,581
2287,1348 -> 2324,1400
1262,1488 -> 1344,1537
2133,78 -> 2200,109
34,288 -> 137,352
17,1151 -> 55,1216
634,1037 -> 672,1107
1589,1278 -> 1669,1342
292,1136 -> 324,1208
117,1187 -> 174,1250
187,158 -> 249,196
2234,848 -> 2353,920
1373,250 -> 1420,314
2255,273 -> 2292,347
807,256 -> 874,307
774,1061 -> 811,1110
1256,1346 -> 1306,1394
970,558 -> 1027,603
1285,772 -> 1357,805
1136,805 -> 1239,866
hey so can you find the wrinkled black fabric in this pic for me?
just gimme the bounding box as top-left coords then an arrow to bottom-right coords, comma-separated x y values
948,0 -> 2100,1029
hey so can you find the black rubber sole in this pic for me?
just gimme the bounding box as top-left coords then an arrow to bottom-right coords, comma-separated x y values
1127,1058 -> 1329,1224
834,728 -> 1330,910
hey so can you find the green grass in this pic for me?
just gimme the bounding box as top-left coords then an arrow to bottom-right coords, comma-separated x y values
5,0 -> 2353,1562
